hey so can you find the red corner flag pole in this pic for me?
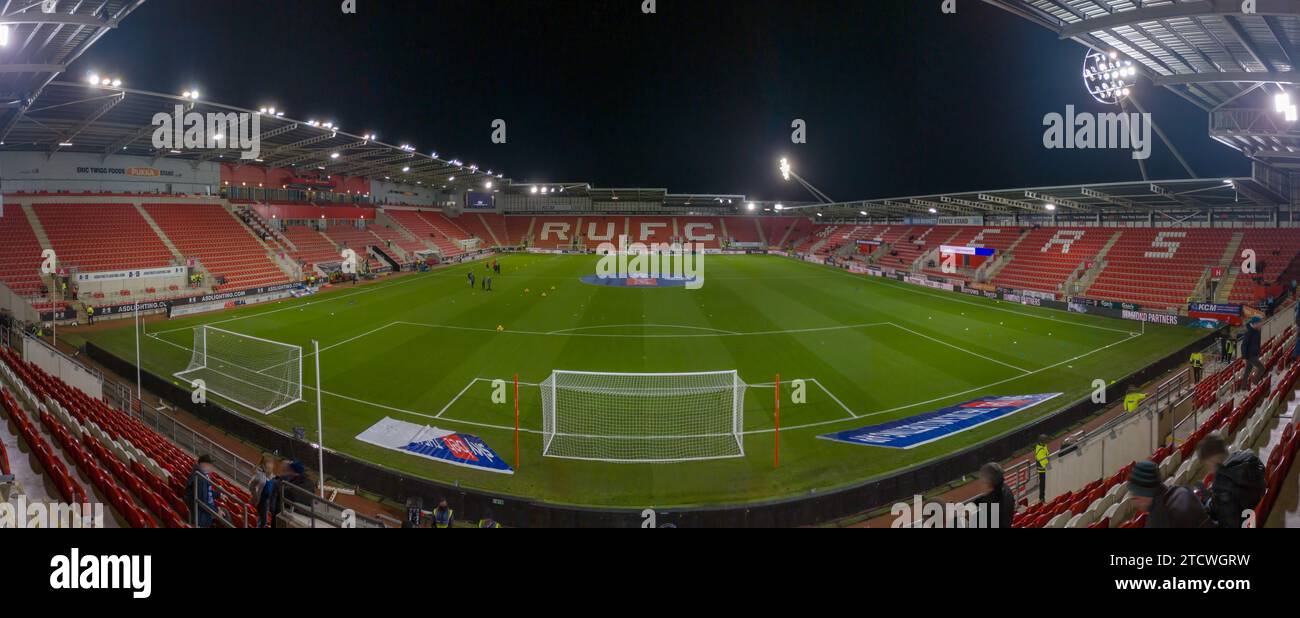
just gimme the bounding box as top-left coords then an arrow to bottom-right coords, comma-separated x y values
774,373 -> 780,469
514,373 -> 520,471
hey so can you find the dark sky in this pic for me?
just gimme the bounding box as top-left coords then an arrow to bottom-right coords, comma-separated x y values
70,0 -> 1248,201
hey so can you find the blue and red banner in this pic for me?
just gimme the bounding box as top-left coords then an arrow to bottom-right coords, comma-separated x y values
818,393 -> 1062,449
356,417 -> 514,474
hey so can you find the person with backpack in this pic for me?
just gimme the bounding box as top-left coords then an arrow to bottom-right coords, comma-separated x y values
1126,460 -> 1211,528
1197,434 -> 1266,528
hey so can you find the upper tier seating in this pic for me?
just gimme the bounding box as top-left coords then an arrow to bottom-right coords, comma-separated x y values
33,203 -> 173,273
143,204 -> 290,292
0,207 -> 46,296
992,228 -> 1112,296
1087,229 -> 1232,310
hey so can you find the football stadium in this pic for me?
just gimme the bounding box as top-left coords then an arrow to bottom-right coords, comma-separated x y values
0,0 -> 1298,536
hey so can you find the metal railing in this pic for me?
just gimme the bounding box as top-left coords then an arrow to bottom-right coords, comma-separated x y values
276,480 -> 385,528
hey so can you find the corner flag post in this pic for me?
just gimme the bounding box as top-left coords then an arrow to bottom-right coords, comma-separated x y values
774,373 -> 780,469
514,373 -> 520,471
314,340 -> 325,497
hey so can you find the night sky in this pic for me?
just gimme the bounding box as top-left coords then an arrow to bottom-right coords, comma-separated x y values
70,0 -> 1248,201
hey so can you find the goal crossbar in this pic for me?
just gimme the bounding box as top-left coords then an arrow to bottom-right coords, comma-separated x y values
174,325 -> 303,415
541,369 -> 746,463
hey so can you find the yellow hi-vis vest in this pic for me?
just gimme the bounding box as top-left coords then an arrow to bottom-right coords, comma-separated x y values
1034,444 -> 1049,472
433,508 -> 453,529
1190,352 -> 1204,368
1124,392 -> 1147,413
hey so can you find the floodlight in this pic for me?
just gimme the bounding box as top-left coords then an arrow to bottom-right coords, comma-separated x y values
484,181 -> 493,189
774,204 -> 784,211
928,208 -> 937,214
0,25 -> 9,47
1045,203 -> 1057,211
531,186 -> 539,194
746,202 -> 756,211
779,158 -> 792,181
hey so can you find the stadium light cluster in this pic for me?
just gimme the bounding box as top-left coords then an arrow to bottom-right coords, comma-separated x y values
182,89 -> 200,100
258,106 -> 286,117
1083,50 -> 1136,105
1276,91 -> 1298,123
86,73 -> 123,88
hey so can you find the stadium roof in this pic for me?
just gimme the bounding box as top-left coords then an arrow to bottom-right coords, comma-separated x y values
0,0 -> 145,144
805,177 -> 1284,218
985,0 -> 1300,169
0,80 -> 507,189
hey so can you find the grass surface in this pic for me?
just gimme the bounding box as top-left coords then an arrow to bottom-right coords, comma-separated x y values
78,253 -> 1207,508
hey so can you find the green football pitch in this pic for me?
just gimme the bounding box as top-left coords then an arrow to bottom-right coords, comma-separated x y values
80,253 -> 1206,509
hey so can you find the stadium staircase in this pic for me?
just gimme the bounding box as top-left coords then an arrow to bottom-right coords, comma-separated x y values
322,225 -> 386,273
754,218 -> 767,247
1012,325 -> 1298,528
145,204 -> 293,292
1227,230 -> 1300,304
133,204 -> 185,261
991,228 -> 1112,297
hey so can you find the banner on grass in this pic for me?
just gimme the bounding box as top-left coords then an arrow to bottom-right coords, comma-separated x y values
356,417 -> 514,474
818,393 -> 1063,449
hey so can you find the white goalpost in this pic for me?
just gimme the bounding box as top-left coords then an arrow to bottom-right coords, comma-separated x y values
174,325 -> 303,415
540,369 -> 746,463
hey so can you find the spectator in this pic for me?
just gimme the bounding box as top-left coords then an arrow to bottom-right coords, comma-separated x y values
1126,460 -> 1210,528
1123,385 -> 1147,414
248,454 -> 275,528
969,462 -> 1016,529
432,498 -> 454,529
1198,434 -> 1266,529
1240,317 -> 1265,389
185,455 -> 222,528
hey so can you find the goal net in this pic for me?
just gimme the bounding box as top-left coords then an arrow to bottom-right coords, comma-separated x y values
174,326 -> 302,415
540,370 -> 746,463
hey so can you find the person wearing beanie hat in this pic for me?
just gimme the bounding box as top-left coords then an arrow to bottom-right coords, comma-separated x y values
1127,460 -> 1210,528
1198,434 -> 1267,529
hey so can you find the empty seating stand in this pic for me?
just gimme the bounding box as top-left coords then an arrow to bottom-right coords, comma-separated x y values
993,228 -> 1110,296
388,211 -> 464,257
282,226 -> 342,269
143,204 -> 290,292
33,203 -> 173,274
321,225 -> 385,272
0,207 -> 46,296
1087,229 -> 1231,310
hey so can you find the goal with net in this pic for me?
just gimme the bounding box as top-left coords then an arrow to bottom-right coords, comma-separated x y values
540,370 -> 746,463
174,325 -> 303,415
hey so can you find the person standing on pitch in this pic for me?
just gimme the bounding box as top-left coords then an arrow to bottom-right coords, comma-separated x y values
1034,436 -> 1050,503
468,270 -> 475,288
